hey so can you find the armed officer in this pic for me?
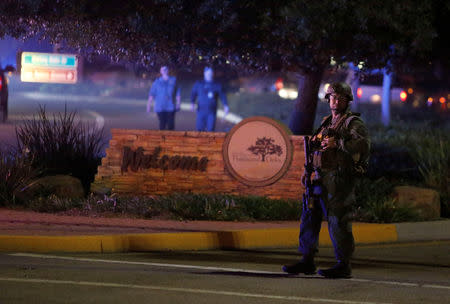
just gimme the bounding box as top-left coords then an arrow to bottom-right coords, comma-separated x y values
283,82 -> 370,278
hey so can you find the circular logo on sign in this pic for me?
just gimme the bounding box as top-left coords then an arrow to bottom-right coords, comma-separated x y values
223,116 -> 293,186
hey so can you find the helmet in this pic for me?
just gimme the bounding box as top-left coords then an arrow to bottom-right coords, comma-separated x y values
325,82 -> 353,102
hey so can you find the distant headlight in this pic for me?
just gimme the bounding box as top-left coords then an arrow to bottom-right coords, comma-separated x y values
278,88 -> 298,100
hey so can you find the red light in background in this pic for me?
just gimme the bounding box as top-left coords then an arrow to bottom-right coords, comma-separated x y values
400,91 -> 407,102
275,78 -> 283,91
0,78 -> 2,91
356,88 -> 362,99
439,97 -> 446,104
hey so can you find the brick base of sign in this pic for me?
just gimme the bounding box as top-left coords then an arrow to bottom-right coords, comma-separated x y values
92,129 -> 305,200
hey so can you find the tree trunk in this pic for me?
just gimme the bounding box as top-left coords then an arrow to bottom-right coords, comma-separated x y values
288,68 -> 324,135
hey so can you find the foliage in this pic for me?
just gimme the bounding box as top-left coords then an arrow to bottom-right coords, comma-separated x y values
354,197 -> 420,223
163,193 -> 301,221
367,120 -> 449,218
0,1 -> 436,71
85,194 -> 165,218
25,193 -> 301,222
28,194 -> 83,213
369,121 -> 449,191
15,105 -> 107,193
24,188 -> 423,223
0,148 -> 38,206
411,131 -> 449,217
353,177 -> 420,223
411,134 -> 449,193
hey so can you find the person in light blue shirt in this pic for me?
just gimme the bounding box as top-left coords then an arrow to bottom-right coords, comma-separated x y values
147,66 -> 181,130
190,66 -> 229,132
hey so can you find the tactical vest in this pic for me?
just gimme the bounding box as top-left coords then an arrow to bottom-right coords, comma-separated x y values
311,112 -> 367,173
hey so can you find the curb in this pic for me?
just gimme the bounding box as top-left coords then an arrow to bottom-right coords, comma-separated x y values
0,223 -> 398,253
0,221 -> 448,253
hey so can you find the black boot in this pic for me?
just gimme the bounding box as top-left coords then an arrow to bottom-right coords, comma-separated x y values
282,258 -> 316,275
318,262 -> 352,279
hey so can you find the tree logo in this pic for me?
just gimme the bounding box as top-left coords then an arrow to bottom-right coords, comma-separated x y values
248,137 -> 283,162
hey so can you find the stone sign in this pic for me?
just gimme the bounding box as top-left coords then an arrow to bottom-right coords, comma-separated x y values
92,120 -> 305,200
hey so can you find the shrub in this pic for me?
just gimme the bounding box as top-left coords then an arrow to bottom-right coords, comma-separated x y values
353,197 -> 420,223
0,148 -> 38,205
21,187 -> 425,223
24,193 -> 301,221
15,105 -> 107,194
84,194 -> 166,218
353,177 -> 420,223
413,135 -> 449,194
161,193 -> 301,221
28,194 -> 83,213
368,122 -> 450,217
414,135 -> 450,218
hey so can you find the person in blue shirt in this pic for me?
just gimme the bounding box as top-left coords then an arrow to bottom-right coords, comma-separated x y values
190,66 -> 229,132
147,66 -> 181,130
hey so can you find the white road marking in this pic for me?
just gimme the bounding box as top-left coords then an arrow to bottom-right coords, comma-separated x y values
84,110 -> 105,129
7,110 -> 104,129
10,253 -> 450,291
10,253 -> 279,275
19,92 -> 145,105
422,284 -> 450,290
349,278 -> 418,287
0,277 -> 392,304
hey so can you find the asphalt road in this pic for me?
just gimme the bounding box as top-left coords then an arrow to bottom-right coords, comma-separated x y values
0,90 -> 237,147
0,241 -> 449,304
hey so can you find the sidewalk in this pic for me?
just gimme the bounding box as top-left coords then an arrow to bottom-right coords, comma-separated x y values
0,208 -> 449,253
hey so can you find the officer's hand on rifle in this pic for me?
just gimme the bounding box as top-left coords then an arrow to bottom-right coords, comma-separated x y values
321,137 -> 337,150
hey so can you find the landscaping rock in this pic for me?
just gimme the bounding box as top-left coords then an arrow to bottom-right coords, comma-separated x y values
393,186 -> 440,220
21,175 -> 85,200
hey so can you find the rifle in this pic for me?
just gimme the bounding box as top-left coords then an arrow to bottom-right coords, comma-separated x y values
303,136 -> 315,210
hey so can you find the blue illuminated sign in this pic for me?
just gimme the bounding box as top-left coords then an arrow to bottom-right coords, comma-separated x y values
22,52 -> 77,68
21,52 -> 80,84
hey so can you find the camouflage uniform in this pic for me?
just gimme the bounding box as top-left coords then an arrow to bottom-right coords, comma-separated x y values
299,109 -> 370,267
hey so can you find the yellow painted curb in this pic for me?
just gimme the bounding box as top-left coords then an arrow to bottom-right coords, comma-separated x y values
0,235 -> 128,253
353,223 -> 398,244
217,228 -> 299,249
0,223 -> 399,253
128,232 -> 220,251
317,223 -> 398,245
